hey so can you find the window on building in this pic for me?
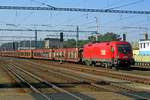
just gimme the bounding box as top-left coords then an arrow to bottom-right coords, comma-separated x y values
148,42 -> 150,47
143,43 -> 145,48
140,43 -> 142,48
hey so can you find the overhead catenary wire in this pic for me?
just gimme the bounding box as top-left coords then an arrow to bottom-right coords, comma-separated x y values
0,4 -> 149,31
102,15 -> 139,25
100,0 -> 145,32
0,6 -> 150,32
0,0 -> 149,42
108,0 -> 145,9
0,6 -> 150,14
105,0 -> 127,9
30,0 -> 55,8
122,15 -> 150,28
101,0 -> 144,27
59,0 -> 141,30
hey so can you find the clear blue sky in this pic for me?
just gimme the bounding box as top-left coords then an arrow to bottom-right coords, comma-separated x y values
0,0 -> 150,43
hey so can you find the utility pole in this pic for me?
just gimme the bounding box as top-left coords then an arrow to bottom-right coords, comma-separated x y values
23,40 -> 25,49
144,32 -> 148,40
17,41 -> 20,50
123,33 -> 126,41
95,17 -> 99,41
76,26 -> 79,48
35,30 -> 37,49
95,17 -> 99,33
60,32 -> 64,48
29,39 -> 31,49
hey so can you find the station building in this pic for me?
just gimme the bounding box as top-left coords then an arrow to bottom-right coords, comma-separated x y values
139,39 -> 150,55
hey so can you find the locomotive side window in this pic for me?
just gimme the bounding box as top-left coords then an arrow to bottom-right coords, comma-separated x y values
111,47 -> 114,52
118,44 -> 131,54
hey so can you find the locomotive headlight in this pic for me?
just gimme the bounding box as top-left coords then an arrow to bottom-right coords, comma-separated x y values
123,56 -> 128,59
117,54 -> 119,59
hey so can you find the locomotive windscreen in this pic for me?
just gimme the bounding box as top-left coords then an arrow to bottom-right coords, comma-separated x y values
118,44 -> 132,54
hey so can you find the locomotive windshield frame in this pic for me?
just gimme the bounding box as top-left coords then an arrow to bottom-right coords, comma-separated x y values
118,44 -> 132,54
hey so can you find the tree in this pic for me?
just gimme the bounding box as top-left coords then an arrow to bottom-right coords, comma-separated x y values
63,32 -> 121,48
78,40 -> 89,47
63,39 -> 76,48
88,35 -> 96,42
131,41 -> 139,50
88,32 -> 121,42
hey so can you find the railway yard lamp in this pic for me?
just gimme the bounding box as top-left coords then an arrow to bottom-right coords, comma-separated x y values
60,32 -> 64,48
35,30 -> 37,49
123,33 -> 126,41
76,26 -> 79,48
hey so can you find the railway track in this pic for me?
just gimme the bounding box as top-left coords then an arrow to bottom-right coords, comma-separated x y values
134,62 -> 150,70
135,62 -> 150,67
29,59 -> 150,85
2,62 -> 86,100
2,65 -> 51,100
11,58 -> 150,100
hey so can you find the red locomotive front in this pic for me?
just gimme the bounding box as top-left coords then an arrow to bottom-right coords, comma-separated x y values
82,41 -> 135,68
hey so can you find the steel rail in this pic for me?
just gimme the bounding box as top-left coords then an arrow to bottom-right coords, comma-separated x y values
3,64 -> 51,100
1,64 -> 29,92
135,62 -> 150,68
26,59 -> 150,85
10,63 -> 84,100
43,67 -> 150,100
15,60 -> 150,100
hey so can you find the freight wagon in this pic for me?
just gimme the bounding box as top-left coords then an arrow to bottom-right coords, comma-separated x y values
32,49 -> 53,60
17,50 -> 32,58
53,48 -> 82,62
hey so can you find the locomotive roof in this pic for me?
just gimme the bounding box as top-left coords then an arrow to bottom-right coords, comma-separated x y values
84,41 -> 129,47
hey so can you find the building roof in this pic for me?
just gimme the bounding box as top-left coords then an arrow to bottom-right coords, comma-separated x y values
140,39 -> 150,41
44,38 -> 60,41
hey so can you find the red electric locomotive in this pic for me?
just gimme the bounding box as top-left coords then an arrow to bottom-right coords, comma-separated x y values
82,41 -> 135,68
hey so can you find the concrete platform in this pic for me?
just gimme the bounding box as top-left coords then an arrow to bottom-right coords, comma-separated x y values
0,93 -> 34,100
83,92 -> 133,100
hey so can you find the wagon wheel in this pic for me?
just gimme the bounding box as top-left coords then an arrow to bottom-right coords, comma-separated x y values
91,62 -> 96,67
85,61 -> 91,66
104,63 -> 112,69
104,63 -> 109,68
108,64 -> 112,69
112,66 -> 119,70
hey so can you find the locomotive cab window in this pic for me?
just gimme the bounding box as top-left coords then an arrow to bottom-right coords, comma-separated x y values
118,44 -> 131,54
111,47 -> 114,52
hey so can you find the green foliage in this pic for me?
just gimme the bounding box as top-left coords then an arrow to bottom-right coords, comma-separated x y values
89,32 -> 121,42
63,39 -> 89,48
78,40 -> 89,47
62,32 -> 121,48
63,39 -> 76,48
131,41 -> 139,50
88,36 -> 96,42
